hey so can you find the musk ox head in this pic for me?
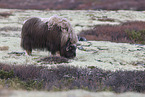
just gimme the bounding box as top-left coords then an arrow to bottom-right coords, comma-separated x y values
60,38 -> 77,58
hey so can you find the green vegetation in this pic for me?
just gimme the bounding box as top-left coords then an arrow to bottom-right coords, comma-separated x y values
0,63 -> 145,93
0,70 -> 14,79
79,21 -> 145,44
0,69 -> 43,90
127,30 -> 145,44
0,77 -> 43,90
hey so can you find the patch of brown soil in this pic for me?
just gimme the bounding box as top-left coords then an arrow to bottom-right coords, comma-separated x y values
38,56 -> 69,64
0,12 -> 13,17
0,46 -> 9,51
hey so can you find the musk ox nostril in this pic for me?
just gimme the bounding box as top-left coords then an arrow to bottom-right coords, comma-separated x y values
21,15 -> 78,58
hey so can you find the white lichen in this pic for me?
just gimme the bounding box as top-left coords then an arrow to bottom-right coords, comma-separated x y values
0,8 -> 145,71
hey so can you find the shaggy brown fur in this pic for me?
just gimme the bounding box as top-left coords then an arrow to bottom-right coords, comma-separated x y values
21,16 -> 77,58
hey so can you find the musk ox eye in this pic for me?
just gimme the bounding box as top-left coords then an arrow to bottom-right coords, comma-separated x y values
66,46 -> 76,52
66,45 -> 77,52
71,45 -> 77,50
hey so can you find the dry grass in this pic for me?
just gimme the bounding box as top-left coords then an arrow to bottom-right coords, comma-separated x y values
0,27 -> 21,31
0,12 -> 13,17
98,18 -> 115,22
0,46 -> 9,51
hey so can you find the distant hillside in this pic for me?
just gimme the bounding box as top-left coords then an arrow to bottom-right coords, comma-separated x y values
0,0 -> 145,10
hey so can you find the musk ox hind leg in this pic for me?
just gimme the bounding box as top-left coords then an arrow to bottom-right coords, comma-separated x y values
21,18 -> 41,56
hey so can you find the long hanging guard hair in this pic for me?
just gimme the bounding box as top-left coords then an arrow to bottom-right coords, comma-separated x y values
41,15 -> 78,48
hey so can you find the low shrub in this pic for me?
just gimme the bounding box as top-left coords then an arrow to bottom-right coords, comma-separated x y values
0,63 -> 145,93
127,30 -> 145,44
0,70 -> 14,79
79,21 -> 145,44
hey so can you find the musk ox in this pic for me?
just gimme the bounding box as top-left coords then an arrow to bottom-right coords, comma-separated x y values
21,15 -> 78,58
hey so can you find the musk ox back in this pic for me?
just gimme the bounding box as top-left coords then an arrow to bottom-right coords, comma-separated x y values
21,16 -> 78,58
